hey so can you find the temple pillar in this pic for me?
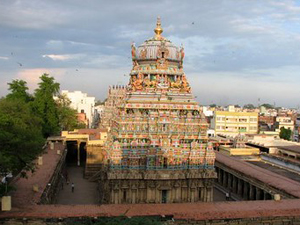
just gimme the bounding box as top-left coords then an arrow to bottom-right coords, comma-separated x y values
232,176 -> 237,194
256,187 -> 262,200
243,182 -> 249,200
191,189 -> 195,202
207,187 -> 213,202
132,190 -> 136,204
217,168 -> 221,183
77,142 -> 81,166
220,169 -> 223,184
223,171 -> 227,187
249,185 -> 254,200
202,187 -> 207,202
228,174 -> 232,190
237,179 -> 243,196
200,187 -> 205,201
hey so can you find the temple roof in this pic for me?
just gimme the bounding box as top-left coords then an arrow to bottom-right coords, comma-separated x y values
133,17 -> 184,63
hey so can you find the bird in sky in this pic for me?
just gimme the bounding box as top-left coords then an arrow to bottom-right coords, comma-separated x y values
16,62 -> 22,67
192,22 -> 195,25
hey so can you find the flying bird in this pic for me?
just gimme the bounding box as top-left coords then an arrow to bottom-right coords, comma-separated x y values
192,22 -> 195,25
16,62 -> 22,67
75,69 -> 78,71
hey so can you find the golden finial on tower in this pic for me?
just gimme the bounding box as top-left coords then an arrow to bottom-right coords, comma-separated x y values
154,16 -> 163,39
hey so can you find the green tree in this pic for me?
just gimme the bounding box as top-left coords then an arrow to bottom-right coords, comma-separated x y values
6,79 -> 32,102
279,127 -> 292,141
32,74 -> 60,137
55,94 -> 86,130
244,104 -> 255,109
0,98 -> 44,179
261,103 -> 274,109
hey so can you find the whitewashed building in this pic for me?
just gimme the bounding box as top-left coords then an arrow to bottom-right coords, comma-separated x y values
61,90 -> 95,128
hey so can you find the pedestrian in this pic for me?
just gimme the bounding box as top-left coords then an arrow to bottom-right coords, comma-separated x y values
71,182 -> 75,193
226,192 -> 229,201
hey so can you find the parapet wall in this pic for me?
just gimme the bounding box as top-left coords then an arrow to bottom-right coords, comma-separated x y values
40,147 -> 66,204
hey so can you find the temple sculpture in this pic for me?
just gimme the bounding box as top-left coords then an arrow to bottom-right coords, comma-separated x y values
98,17 -> 217,204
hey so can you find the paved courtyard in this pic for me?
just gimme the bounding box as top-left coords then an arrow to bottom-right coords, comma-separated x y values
55,166 -> 99,205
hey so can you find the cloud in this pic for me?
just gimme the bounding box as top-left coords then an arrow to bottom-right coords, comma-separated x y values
0,0 -> 300,107
17,68 -> 66,92
42,54 -> 85,61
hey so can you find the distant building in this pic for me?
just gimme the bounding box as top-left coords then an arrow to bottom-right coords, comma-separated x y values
77,112 -> 88,127
61,90 -> 95,128
275,116 -> 294,133
211,108 -> 258,135
259,116 -> 276,132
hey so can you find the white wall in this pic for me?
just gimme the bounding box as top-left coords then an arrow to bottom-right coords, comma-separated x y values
61,90 -> 95,127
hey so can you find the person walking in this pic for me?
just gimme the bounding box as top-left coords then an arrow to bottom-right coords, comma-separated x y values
71,182 -> 75,193
226,192 -> 230,201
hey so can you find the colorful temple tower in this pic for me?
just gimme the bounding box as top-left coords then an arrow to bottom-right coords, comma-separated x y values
99,17 -> 216,204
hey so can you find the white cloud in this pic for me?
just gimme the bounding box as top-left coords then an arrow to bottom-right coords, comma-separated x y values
17,68 -> 66,92
0,56 -> 9,60
42,54 -> 85,61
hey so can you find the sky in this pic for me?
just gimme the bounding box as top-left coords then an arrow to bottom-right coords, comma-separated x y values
0,0 -> 300,107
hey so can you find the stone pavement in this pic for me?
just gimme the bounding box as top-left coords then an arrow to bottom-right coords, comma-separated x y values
9,143 -> 64,209
55,166 -> 98,205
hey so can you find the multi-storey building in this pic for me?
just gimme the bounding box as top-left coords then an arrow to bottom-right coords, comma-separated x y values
61,90 -> 95,128
259,116 -> 276,132
98,18 -> 216,204
211,111 -> 258,135
275,116 -> 294,132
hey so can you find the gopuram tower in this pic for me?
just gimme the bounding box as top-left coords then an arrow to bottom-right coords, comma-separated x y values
99,18 -> 217,204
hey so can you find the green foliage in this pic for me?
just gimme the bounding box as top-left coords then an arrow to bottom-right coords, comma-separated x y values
6,79 -> 32,102
261,103 -> 274,109
32,73 -> 60,137
0,183 -> 15,198
244,104 -> 255,109
55,94 -> 87,130
0,98 -> 44,175
0,74 -> 86,196
279,127 -> 292,140
95,99 -> 104,106
209,104 -> 217,107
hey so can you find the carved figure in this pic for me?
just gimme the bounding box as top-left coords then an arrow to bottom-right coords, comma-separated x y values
131,73 -> 143,91
156,58 -> 168,69
143,76 -> 157,88
181,74 -> 191,93
131,42 -> 136,59
140,47 -> 147,59
132,60 -> 139,70
180,45 -> 185,61
171,76 -> 181,88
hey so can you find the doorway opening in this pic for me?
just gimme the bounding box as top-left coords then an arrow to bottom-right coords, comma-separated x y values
162,190 -> 167,203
